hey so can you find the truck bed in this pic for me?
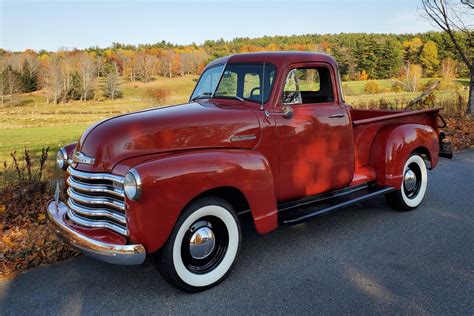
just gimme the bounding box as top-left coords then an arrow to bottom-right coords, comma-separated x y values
349,107 -> 441,185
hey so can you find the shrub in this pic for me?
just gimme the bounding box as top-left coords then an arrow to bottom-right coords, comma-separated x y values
146,87 -> 170,105
363,81 -> 380,94
3,147 -> 50,185
391,80 -> 405,93
378,97 -> 392,110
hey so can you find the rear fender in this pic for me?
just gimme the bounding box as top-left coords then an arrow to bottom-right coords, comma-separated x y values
121,149 -> 278,253
370,124 -> 439,189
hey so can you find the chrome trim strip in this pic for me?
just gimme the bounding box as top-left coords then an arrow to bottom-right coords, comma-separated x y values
67,198 -> 127,225
47,201 -> 144,265
66,207 -> 129,236
67,166 -> 124,184
72,151 -> 95,165
67,187 -> 125,211
67,176 -> 125,198
231,134 -> 257,142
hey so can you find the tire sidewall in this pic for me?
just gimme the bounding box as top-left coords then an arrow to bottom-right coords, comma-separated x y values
401,154 -> 427,208
169,198 -> 241,290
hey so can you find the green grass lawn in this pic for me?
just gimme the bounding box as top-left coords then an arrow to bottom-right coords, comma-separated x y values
0,75 -> 198,162
0,125 -> 90,158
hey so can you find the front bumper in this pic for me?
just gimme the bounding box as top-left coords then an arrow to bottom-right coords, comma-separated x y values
47,200 -> 146,265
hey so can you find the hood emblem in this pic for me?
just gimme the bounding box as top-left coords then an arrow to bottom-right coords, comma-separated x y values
231,134 -> 256,142
73,151 -> 95,165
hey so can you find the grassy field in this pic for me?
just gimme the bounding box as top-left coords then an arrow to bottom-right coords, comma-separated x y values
0,75 -> 198,162
0,75 -> 469,166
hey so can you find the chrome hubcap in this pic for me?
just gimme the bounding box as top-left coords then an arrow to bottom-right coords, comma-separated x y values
189,226 -> 216,260
404,169 -> 417,192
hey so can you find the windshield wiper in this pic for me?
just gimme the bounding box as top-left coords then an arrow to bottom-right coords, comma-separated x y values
214,95 -> 245,102
191,92 -> 212,102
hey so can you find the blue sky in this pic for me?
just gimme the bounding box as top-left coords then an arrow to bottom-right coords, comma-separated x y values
1,0 -> 436,51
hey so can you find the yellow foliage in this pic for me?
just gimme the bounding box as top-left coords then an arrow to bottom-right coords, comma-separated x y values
364,81 -> 380,94
359,70 -> 369,81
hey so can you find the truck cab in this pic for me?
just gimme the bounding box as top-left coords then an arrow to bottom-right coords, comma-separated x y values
48,52 -> 451,292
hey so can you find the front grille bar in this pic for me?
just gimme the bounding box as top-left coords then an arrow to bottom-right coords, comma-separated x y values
67,176 -> 125,198
67,198 -> 127,225
66,208 -> 129,236
67,187 -> 125,211
67,166 -> 124,184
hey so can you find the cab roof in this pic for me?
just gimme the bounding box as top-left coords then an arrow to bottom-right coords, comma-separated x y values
206,51 -> 338,70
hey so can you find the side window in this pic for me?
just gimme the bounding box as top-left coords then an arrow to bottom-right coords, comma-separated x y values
215,70 -> 237,96
243,73 -> 260,100
282,67 -> 334,105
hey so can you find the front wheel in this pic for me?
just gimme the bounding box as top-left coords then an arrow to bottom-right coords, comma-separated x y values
386,153 -> 428,211
155,197 -> 241,292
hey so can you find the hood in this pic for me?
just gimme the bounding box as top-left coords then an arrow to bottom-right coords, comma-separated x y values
75,101 -> 261,172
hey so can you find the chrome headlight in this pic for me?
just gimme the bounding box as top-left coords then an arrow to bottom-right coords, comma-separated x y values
124,169 -> 142,200
56,147 -> 68,170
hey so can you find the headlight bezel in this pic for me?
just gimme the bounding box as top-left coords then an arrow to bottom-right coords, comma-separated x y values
56,147 -> 68,170
124,168 -> 142,201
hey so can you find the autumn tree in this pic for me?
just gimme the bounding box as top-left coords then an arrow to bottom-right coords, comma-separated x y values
104,62 -> 122,100
45,54 -> 64,104
439,58 -> 457,89
161,49 -> 178,78
420,40 -> 440,77
406,64 -> 423,92
1,55 -> 23,105
403,37 -> 424,64
421,0 -> 474,114
60,52 -> 77,103
77,53 -> 96,101
135,51 -> 157,83
1,65 -> 22,105
396,64 -> 423,92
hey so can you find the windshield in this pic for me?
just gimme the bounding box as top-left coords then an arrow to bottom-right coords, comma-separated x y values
190,63 -> 276,104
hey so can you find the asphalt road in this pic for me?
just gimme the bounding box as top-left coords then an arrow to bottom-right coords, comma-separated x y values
1,150 -> 473,315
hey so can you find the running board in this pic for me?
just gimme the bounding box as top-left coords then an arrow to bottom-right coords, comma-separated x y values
278,185 -> 394,225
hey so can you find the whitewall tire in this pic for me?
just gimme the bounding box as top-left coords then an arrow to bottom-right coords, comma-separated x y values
386,153 -> 428,211
156,197 -> 241,292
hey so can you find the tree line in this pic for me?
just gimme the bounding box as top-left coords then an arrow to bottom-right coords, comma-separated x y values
0,31 -> 471,105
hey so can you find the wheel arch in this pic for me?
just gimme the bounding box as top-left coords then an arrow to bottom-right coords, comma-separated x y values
412,146 -> 433,169
370,123 -> 439,189
186,186 -> 251,215
121,149 -> 278,253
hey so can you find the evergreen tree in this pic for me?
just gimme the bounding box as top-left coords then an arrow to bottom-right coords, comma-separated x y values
376,39 -> 403,79
20,60 -> 38,93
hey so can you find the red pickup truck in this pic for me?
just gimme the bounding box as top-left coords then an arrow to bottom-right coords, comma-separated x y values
47,52 -> 452,292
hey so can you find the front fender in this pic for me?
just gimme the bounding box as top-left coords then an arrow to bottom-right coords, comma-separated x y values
119,149 -> 278,253
370,123 -> 439,189
64,142 -> 78,158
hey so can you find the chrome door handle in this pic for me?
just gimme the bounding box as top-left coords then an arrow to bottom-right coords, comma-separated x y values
329,113 -> 346,118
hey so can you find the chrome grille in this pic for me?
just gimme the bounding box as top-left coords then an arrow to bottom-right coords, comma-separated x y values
66,166 -> 128,236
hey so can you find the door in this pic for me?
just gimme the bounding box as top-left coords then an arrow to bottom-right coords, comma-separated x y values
275,65 -> 354,201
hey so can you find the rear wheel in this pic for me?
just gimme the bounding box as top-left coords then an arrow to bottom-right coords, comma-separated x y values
155,197 -> 241,292
386,153 -> 428,211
